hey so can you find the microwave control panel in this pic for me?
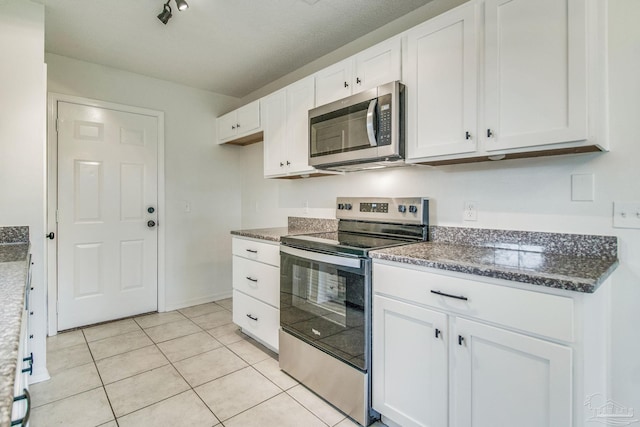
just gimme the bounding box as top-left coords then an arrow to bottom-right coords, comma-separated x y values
377,93 -> 392,146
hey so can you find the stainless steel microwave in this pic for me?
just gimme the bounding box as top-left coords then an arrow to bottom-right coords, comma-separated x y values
309,81 -> 405,172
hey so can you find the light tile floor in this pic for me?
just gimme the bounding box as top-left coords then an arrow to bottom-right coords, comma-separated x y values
29,298 -> 386,427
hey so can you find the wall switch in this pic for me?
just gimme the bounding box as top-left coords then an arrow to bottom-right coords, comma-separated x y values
463,200 -> 478,221
571,174 -> 594,201
183,201 -> 191,213
613,201 -> 640,229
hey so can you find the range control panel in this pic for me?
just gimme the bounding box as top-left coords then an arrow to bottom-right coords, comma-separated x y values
336,197 -> 429,225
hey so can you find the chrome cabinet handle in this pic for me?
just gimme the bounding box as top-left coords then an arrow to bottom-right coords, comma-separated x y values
11,389 -> 31,426
245,249 -> 258,254
430,290 -> 468,301
246,277 -> 258,283
246,314 -> 258,321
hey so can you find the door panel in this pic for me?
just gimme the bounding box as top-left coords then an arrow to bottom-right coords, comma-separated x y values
452,317 -> 572,427
372,295 -> 448,427
57,101 -> 158,330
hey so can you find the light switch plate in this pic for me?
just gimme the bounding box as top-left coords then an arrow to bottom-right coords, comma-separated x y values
613,201 -> 640,229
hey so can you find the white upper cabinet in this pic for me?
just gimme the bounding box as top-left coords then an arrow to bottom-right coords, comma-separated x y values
315,59 -> 353,107
405,2 -> 479,159
315,36 -> 402,107
263,89 -> 287,177
483,0 -> 587,151
216,100 -> 262,145
406,0 -> 606,165
263,76 -> 325,178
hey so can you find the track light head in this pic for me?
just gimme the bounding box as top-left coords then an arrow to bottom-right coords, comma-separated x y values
175,0 -> 189,11
157,1 -> 172,24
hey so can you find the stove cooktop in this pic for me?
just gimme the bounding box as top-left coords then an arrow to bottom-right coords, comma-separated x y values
281,231 -> 414,257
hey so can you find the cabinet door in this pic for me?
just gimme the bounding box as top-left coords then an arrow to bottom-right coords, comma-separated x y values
217,110 -> 237,142
262,90 -> 287,177
236,100 -> 261,136
285,76 -> 316,175
353,37 -> 401,94
484,0 -> 587,151
452,318 -> 572,427
373,295 -> 448,427
405,2 -> 478,160
315,59 -> 353,107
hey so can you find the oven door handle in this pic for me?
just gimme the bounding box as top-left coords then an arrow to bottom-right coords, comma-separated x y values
280,246 -> 362,269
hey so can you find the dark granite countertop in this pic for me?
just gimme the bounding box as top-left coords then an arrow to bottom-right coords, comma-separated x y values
231,217 -> 339,242
0,227 -> 29,427
370,226 -> 619,294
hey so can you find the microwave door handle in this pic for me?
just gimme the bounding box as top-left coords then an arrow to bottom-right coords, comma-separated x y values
366,98 -> 378,146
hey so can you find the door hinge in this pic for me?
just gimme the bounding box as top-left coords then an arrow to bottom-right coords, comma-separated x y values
56,300 -> 59,314
56,209 -> 59,223
56,118 -> 60,132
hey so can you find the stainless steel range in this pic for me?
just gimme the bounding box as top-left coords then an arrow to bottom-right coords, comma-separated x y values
279,197 -> 429,426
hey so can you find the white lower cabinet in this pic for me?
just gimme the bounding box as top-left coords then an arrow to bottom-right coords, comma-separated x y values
451,317 -> 571,427
373,295 -> 448,427
232,290 -> 279,351
231,236 -> 280,352
373,261 -> 606,427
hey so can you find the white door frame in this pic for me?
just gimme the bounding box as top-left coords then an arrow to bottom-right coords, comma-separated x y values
46,92 -> 166,336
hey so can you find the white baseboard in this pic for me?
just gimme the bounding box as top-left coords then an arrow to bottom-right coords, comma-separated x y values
164,291 -> 233,312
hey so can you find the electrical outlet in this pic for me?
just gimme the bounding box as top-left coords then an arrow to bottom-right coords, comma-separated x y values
464,201 -> 478,221
183,200 -> 191,213
613,201 -> 640,229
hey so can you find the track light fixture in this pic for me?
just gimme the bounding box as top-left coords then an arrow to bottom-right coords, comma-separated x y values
157,0 -> 188,25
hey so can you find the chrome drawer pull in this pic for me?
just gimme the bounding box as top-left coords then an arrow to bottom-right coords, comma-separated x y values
246,249 -> 258,253
246,314 -> 258,321
11,388 -> 31,426
430,290 -> 468,301
246,277 -> 258,283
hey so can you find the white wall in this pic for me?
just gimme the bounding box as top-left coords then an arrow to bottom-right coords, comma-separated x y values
239,0 -> 640,415
0,0 -> 48,381
45,54 -> 242,310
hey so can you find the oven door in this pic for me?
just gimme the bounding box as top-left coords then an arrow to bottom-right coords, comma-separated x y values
280,245 -> 370,371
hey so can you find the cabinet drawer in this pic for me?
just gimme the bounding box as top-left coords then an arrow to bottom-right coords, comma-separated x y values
232,256 -> 280,307
232,237 -> 280,267
373,262 -> 574,342
233,290 -> 279,351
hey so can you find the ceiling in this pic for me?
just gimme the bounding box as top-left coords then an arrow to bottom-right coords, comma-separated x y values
35,0 -> 435,98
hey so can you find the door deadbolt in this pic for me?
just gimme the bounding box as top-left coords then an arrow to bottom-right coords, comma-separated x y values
147,206 -> 155,214
147,220 -> 156,228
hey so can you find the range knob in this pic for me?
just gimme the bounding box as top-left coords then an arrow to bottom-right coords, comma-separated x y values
409,205 -> 418,214
337,203 -> 345,210
398,205 -> 407,213
345,203 -> 353,210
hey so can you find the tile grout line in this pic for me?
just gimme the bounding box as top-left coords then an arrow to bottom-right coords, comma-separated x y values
82,328 -> 120,427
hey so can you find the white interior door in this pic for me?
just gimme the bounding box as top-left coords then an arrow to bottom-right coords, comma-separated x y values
57,101 -> 159,330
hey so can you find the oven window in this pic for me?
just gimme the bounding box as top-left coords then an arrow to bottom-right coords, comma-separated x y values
281,252 -> 366,371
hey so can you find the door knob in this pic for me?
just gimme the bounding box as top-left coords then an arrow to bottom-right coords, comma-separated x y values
147,220 -> 156,228
46,232 -> 55,240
